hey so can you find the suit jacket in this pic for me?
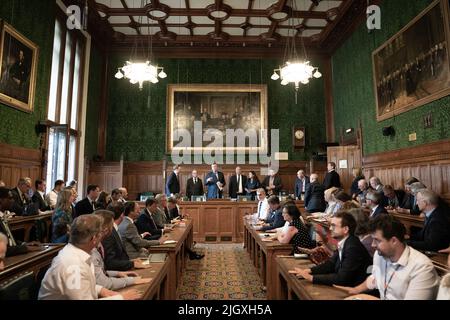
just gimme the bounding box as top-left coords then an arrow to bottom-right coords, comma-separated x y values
228,174 -> 248,199
32,191 -> 50,211
10,187 -> 31,216
262,175 -> 283,195
186,177 -> 204,199
369,205 -> 388,219
102,227 -> 133,271
74,197 -> 95,217
323,170 -> 341,189
350,176 -> 365,197
0,214 -> 28,256
118,217 -> 159,259
165,172 -> 180,195
294,176 -> 310,199
311,235 -> 372,286
205,171 -> 226,199
135,209 -> 163,238
400,193 -> 415,210
304,182 -> 326,213
261,207 -> 284,231
409,206 -> 450,251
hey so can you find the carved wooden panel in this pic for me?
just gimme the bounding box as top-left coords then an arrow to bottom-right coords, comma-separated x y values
0,143 -> 41,188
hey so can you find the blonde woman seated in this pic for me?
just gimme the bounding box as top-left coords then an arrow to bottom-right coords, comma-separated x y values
277,204 -> 315,253
52,189 -> 75,243
309,187 -> 339,220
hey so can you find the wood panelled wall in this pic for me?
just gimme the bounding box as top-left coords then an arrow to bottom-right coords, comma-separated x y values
87,160 -> 328,200
362,139 -> 450,203
0,143 -> 41,188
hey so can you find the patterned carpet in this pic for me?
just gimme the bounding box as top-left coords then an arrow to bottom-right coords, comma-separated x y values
176,244 -> 266,300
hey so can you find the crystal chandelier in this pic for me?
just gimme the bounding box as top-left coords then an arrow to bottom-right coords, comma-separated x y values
271,1 -> 321,100
114,0 -> 166,89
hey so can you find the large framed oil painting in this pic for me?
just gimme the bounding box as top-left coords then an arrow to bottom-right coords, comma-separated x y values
0,21 -> 38,113
166,84 -> 268,154
372,0 -> 450,121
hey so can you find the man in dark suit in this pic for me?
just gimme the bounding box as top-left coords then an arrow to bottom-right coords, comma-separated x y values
228,166 -> 247,199
186,170 -> 203,199
293,211 -> 372,287
32,179 -> 50,212
205,163 -> 226,199
102,203 -> 148,271
294,170 -> 310,200
261,169 -> 282,196
304,174 -> 326,213
10,177 -> 32,216
323,162 -> 341,189
135,198 -> 164,239
0,187 -> 28,256
256,195 -> 284,232
408,189 -> 450,252
367,191 -> 388,219
74,184 -> 100,217
165,164 -> 181,196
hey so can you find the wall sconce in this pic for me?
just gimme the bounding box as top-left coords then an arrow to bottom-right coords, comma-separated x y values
345,128 -> 354,134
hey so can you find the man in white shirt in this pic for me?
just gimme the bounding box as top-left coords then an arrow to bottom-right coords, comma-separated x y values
334,215 -> 439,300
253,188 -> 269,221
38,214 -> 142,300
46,179 -> 65,209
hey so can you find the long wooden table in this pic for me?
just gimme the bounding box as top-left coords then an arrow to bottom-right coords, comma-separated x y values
390,212 -> 424,234
243,217 -> 292,299
276,256 -> 348,300
146,219 -> 193,299
8,212 -> 53,242
119,256 -> 170,300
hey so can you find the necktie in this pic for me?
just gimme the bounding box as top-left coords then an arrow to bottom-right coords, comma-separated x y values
215,172 -> 219,180
91,200 -> 95,211
302,179 -> 305,192
194,178 -> 197,184
22,194 -> 27,204
258,201 -> 262,219
237,175 -> 242,193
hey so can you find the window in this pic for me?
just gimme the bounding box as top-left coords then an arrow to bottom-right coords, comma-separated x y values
46,14 -> 85,192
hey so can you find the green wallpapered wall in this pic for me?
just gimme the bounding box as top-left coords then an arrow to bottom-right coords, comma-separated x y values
333,0 -> 450,156
84,45 -> 102,159
0,0 -> 55,149
105,56 -> 326,162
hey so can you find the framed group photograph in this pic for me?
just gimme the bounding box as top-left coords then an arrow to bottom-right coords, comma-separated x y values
166,84 -> 268,154
0,20 -> 39,113
372,0 -> 450,121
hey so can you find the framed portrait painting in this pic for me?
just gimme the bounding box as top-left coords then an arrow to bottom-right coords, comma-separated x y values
0,21 -> 39,113
166,84 -> 268,154
372,0 -> 450,121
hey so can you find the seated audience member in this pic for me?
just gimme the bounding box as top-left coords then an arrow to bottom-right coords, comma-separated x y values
382,185 -> 402,209
186,170 -> 204,199
304,174 -> 326,213
253,188 -> 269,220
118,187 -> 128,202
167,196 -> 180,219
408,189 -> 450,252
93,210 -> 151,290
355,179 -> 369,205
32,179 -> 51,212
349,208 -> 375,257
277,204 -> 315,252
437,247 -> 450,300
119,202 -> 161,259
102,203 -> 149,271
245,171 -> 260,200
46,179 -> 65,209
292,211 -> 372,286
111,188 -> 122,205
399,177 -> 420,210
366,191 -> 387,219
310,187 -> 339,219
396,181 -> 426,215
136,199 -> 165,240
10,177 -> 32,216
350,168 -> 365,199
334,215 -> 440,300
0,188 -> 28,256
52,189 -> 75,243
96,191 -> 111,210
154,194 -> 170,228
255,195 -> 284,231
39,215 -> 141,300
369,176 -> 383,193
66,187 -> 78,219
0,233 -> 6,271
333,191 -> 352,215
75,184 -> 100,217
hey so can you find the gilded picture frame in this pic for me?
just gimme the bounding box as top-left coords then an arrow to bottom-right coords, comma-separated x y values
166,84 -> 268,154
372,0 -> 450,121
0,21 -> 39,113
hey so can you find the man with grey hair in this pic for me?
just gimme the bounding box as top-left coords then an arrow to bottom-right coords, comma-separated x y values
294,170 -> 310,200
38,215 -> 141,300
369,176 -> 383,193
396,182 -> 426,215
408,189 -> 450,252
10,177 -> 32,216
118,187 -> 128,203
0,233 -> 7,271
154,194 -> 170,228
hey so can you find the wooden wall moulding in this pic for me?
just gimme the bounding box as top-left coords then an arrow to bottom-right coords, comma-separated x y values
0,143 -> 41,188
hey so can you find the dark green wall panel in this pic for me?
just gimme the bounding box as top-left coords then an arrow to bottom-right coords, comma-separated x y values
0,0 -> 55,149
332,0 -> 450,156
105,56 -> 327,162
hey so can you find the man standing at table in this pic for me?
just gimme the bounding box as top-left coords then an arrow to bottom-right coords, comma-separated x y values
166,165 -> 181,196
186,170 -> 204,199
294,170 -> 310,200
205,163 -> 226,199
228,166 -> 247,199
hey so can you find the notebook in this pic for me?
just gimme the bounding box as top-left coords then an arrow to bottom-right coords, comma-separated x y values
148,253 -> 167,263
